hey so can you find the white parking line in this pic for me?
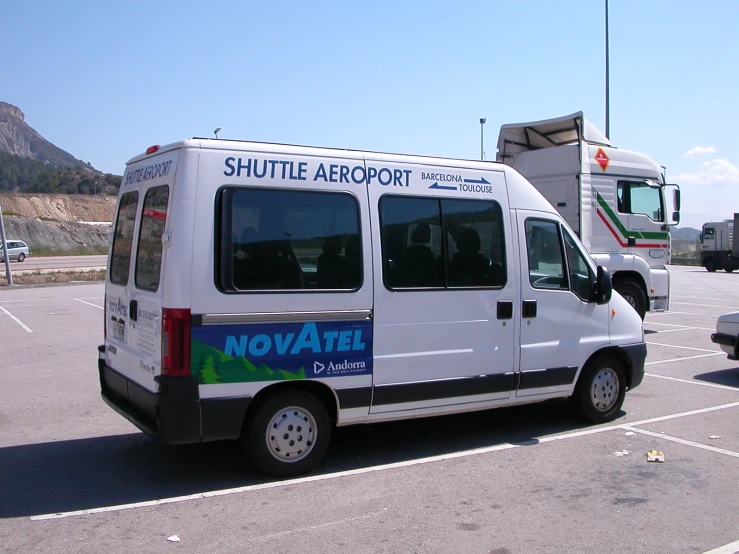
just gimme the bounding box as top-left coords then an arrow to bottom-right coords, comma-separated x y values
30,400 -> 739,521
75,298 -> 103,310
703,538 -> 739,554
623,426 -> 739,459
646,373 -> 739,392
646,327 -> 700,334
647,311 -> 720,318
646,353 -> 725,365
646,342 -> 720,353
647,322 -> 715,331
0,306 -> 33,333
671,302 -> 734,309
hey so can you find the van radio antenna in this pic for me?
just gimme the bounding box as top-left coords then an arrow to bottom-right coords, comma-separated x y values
214,127 -> 222,139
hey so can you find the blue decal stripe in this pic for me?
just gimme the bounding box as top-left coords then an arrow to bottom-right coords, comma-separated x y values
428,182 -> 457,191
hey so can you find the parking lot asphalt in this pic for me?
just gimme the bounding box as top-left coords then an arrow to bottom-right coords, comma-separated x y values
1,266 -> 738,553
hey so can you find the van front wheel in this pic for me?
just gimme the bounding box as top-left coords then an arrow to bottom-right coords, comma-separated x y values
571,355 -> 626,423
243,390 -> 331,477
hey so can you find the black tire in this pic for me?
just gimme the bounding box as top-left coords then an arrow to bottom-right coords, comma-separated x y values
571,355 -> 626,423
725,267 -> 734,273
17,253 -> 25,262
614,279 -> 646,320
705,258 -> 717,272
242,390 -> 331,477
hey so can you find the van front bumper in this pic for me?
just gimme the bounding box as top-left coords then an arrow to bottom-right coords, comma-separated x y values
98,348 -> 251,444
619,342 -> 647,390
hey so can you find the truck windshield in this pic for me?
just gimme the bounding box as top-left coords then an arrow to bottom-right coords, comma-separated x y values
617,181 -> 664,222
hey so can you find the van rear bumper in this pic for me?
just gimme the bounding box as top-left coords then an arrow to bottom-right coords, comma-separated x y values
98,352 -> 251,444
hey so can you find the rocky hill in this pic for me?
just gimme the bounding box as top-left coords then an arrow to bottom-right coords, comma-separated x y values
1,193 -> 114,254
0,192 -> 115,222
0,102 -> 94,169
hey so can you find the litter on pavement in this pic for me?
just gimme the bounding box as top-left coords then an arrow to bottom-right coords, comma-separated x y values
647,450 -> 665,463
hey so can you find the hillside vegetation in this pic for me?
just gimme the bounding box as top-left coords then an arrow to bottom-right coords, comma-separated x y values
0,151 -> 121,194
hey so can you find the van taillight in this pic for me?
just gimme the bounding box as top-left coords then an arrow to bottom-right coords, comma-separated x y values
161,308 -> 191,377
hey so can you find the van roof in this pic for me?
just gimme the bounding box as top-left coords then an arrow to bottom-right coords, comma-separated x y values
126,138 -> 509,173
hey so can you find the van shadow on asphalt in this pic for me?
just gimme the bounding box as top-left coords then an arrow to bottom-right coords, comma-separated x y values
1,399 -> 601,519
694,366 -> 739,389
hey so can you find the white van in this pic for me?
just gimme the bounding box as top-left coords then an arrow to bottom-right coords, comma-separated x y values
99,139 -> 646,476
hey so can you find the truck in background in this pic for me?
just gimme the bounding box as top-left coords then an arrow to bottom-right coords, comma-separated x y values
700,214 -> 739,272
496,112 -> 681,320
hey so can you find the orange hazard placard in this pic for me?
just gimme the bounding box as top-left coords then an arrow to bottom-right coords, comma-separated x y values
595,148 -> 610,171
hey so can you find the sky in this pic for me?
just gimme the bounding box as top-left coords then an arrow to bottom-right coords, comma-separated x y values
1,0 -> 737,230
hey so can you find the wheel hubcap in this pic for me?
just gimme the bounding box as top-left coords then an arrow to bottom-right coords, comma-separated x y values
266,406 -> 317,463
624,294 -> 637,311
591,368 -> 619,412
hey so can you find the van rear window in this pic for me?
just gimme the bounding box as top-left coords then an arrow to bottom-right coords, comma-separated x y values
217,188 -> 361,292
135,185 -> 170,291
109,191 -> 139,286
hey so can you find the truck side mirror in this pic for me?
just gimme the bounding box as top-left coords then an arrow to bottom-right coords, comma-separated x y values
663,184 -> 680,226
590,265 -> 612,305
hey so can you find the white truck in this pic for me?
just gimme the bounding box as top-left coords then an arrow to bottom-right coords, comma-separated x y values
496,112 -> 681,319
700,214 -> 739,272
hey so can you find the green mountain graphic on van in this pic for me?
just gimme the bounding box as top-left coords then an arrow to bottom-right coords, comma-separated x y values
191,339 -> 306,384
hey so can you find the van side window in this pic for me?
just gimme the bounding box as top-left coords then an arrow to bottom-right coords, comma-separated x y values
525,219 -> 567,290
109,191 -> 139,286
135,185 -> 170,292
380,196 -> 443,288
380,196 -> 506,290
443,199 -> 506,287
218,188 -> 362,292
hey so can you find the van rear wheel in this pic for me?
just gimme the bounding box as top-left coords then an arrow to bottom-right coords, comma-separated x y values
243,390 -> 331,477
17,253 -> 25,262
571,355 -> 626,423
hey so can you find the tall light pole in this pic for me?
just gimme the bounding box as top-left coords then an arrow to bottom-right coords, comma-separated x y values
480,118 -> 486,160
605,0 -> 610,139
0,203 -> 12,285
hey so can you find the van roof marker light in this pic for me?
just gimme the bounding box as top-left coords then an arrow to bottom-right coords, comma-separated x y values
146,145 -> 160,155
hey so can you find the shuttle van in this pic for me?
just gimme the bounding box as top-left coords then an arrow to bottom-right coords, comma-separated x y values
99,139 -> 646,476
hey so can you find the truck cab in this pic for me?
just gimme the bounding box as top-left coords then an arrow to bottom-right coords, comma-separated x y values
496,112 -> 681,319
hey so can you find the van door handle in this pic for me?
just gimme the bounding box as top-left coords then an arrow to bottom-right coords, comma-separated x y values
497,300 -> 513,320
129,300 -> 138,321
522,300 -> 537,318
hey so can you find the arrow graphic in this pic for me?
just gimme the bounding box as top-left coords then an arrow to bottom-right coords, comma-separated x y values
428,182 -> 457,191
463,177 -> 490,184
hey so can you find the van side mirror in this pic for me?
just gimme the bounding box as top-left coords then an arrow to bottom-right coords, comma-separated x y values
590,265 -> 612,305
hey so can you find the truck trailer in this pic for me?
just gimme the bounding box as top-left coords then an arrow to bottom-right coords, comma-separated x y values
496,112 -> 680,319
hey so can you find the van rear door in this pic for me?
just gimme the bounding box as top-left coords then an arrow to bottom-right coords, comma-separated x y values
105,150 -> 178,401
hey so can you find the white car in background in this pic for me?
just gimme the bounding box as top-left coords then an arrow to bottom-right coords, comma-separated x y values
711,312 -> 739,361
0,240 -> 30,262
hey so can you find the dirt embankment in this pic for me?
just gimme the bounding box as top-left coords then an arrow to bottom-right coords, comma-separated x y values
0,193 -> 115,253
0,192 -> 115,222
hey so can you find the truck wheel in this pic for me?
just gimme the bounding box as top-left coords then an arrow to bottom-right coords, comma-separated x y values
615,280 -> 646,320
705,258 -> 717,272
242,390 -> 331,477
571,355 -> 626,423
725,267 -> 734,273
